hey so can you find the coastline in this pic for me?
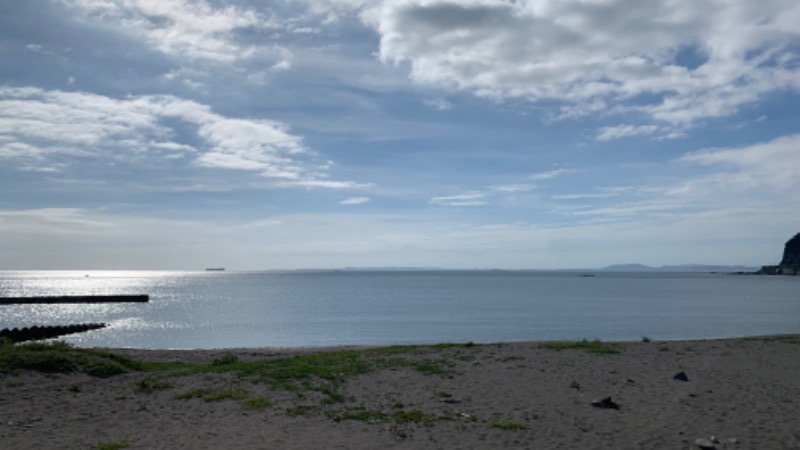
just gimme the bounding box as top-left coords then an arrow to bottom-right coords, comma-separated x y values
2,336 -> 799,449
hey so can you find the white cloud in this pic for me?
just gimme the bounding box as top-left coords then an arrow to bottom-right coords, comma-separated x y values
69,0 -> 291,65
677,133 -> 800,191
341,196 -> 370,205
350,0 -> 800,127
550,133 -> 800,227
428,192 -> 488,206
529,169 -> 575,181
25,44 -> 51,54
551,193 -> 619,200
596,124 -> 660,141
0,87 -> 362,188
490,184 -> 535,193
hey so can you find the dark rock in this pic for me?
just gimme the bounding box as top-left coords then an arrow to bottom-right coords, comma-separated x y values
590,397 -> 620,409
780,232 -> 800,267
674,371 -> 689,381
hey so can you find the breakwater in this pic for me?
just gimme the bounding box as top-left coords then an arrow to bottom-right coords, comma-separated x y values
0,323 -> 107,343
0,294 -> 149,304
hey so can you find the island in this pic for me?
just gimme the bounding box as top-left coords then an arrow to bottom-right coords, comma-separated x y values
758,232 -> 800,275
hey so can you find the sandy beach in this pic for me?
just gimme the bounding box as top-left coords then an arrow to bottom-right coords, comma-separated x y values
2,336 -> 799,449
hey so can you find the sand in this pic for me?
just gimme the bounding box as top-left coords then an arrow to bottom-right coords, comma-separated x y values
2,336 -> 799,449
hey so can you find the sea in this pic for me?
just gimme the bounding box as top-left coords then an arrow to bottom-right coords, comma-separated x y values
1,270 -> 798,349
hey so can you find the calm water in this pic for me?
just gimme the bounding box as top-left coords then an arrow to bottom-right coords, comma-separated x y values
1,270 -> 798,349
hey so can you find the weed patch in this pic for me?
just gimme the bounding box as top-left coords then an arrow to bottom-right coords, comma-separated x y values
0,340 -> 142,377
242,396 -> 270,410
542,339 -> 619,354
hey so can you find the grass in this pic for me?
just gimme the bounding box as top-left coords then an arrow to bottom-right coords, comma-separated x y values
0,339 -> 482,426
488,419 -> 526,431
242,396 -> 270,410
0,339 -> 142,377
641,336 -> 651,343
157,345 -> 465,405
326,407 -> 445,427
542,339 -> 619,354
135,377 -> 171,393
569,380 -> 581,390
174,388 -> 248,402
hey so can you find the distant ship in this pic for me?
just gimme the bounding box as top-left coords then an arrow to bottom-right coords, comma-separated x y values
205,267 -> 225,271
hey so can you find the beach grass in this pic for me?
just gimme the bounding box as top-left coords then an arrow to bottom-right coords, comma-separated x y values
542,339 -> 619,354
0,339 -> 142,377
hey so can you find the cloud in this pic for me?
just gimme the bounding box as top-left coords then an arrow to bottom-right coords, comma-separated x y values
0,86 -> 362,187
529,169 -> 575,181
428,192 -> 488,206
25,44 -> 51,54
352,0 -> 800,127
550,133 -> 800,226
596,124 -> 660,141
490,184 -> 535,193
69,0 -> 291,66
341,196 -> 370,205
677,133 -> 800,191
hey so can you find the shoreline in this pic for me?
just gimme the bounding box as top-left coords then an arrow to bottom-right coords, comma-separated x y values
3,335 -> 800,449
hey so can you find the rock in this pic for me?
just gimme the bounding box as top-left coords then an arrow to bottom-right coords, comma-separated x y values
590,397 -> 620,409
710,435 -> 720,443
674,371 -> 689,381
694,438 -> 716,449
780,232 -> 800,267
728,437 -> 739,444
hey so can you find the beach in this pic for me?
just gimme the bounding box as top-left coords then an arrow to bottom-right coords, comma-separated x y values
2,336 -> 799,449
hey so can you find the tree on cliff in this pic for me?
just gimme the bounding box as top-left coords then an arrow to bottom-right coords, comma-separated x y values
780,232 -> 800,267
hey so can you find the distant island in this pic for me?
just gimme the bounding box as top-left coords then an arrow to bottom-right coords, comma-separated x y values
601,264 -> 758,273
758,232 -> 800,275
205,267 -> 226,271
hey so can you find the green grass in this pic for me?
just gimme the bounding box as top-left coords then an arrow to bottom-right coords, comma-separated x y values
569,381 -> 581,390
135,377 -> 171,393
242,396 -> 270,410
157,345 -> 463,404
393,409 -> 440,426
542,339 -> 619,354
0,339 -> 142,377
488,419 -> 526,431
174,388 -> 247,402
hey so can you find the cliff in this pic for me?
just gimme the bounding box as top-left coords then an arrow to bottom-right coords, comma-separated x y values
780,232 -> 800,267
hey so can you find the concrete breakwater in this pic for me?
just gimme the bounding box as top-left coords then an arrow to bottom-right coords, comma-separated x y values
0,294 -> 149,304
0,323 -> 107,343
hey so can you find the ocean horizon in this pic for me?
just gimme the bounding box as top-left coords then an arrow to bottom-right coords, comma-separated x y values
1,270 -> 798,349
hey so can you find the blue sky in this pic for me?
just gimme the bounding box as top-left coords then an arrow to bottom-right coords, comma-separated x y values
1,0 -> 799,270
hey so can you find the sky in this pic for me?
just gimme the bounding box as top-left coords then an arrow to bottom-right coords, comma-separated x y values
1,0 -> 799,270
